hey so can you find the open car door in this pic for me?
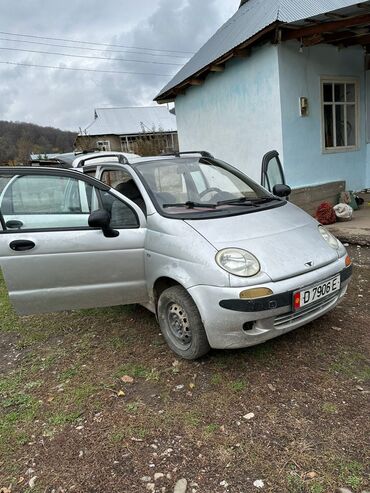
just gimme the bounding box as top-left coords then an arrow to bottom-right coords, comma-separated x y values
261,150 -> 287,193
0,167 -> 148,315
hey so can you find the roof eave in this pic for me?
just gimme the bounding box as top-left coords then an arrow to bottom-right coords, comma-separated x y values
155,4 -> 370,103
155,22 -> 279,103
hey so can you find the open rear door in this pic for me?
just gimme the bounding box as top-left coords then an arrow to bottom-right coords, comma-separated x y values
261,150 -> 286,192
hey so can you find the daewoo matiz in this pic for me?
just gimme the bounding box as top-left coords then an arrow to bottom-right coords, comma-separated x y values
0,151 -> 352,359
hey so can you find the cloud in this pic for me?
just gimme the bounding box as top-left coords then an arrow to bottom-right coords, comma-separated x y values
0,0 -> 239,131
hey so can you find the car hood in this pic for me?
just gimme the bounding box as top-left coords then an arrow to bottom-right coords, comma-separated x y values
185,203 -> 339,282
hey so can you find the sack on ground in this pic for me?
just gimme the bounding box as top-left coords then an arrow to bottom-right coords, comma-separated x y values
334,203 -> 353,221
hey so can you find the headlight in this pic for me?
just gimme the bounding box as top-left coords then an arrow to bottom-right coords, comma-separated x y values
318,225 -> 339,249
216,248 -> 260,277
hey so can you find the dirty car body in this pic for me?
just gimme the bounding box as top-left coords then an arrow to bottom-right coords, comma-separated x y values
0,152 -> 352,359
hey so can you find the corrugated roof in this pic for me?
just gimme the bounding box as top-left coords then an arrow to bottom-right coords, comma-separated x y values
155,0 -> 369,100
84,106 -> 177,136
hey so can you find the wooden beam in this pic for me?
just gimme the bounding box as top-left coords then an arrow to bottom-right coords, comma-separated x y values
156,98 -> 174,104
302,34 -> 325,46
283,13 -> 370,41
234,48 -> 251,58
210,64 -> 225,72
323,29 -> 364,43
339,33 -> 370,46
304,29 -> 364,46
324,12 -> 347,19
189,79 -> 203,86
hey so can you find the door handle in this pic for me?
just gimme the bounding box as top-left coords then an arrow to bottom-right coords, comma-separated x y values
6,220 -> 23,229
9,240 -> 35,251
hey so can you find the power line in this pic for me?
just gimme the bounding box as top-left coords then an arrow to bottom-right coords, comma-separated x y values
0,46 -> 184,66
0,36 -> 190,60
0,30 -> 194,55
0,60 -> 174,77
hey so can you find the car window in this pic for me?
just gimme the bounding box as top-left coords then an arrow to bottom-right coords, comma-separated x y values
101,169 -> 132,189
135,158 -> 270,217
154,165 -> 185,196
264,157 -> 284,191
0,173 -> 139,231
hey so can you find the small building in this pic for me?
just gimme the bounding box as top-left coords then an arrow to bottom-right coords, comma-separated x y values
155,0 -> 370,211
76,106 -> 178,155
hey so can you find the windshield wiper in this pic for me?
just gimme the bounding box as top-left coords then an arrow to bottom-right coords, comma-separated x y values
250,196 -> 280,205
216,197 -> 258,207
216,196 -> 280,207
163,201 -> 217,209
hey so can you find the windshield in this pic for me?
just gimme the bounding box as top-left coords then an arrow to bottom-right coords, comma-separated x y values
133,157 -> 282,218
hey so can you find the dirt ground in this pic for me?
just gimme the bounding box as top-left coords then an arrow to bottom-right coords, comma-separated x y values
0,245 -> 369,493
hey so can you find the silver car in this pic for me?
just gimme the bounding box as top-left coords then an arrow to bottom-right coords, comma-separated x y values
0,151 -> 352,359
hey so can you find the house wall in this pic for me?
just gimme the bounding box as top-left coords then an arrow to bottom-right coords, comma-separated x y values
278,42 -> 368,191
366,70 -> 370,188
175,45 -> 283,183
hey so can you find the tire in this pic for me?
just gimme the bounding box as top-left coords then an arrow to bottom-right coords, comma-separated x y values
157,286 -> 210,360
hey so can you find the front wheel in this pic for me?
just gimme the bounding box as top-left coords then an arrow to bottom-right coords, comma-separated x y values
157,286 -> 210,360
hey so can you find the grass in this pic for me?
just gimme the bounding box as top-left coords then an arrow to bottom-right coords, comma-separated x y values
115,363 -> 160,381
330,351 -> 370,382
109,425 -> 148,442
48,411 -> 83,427
337,460 -> 364,490
210,373 -> 222,385
204,423 -> 219,435
322,402 -> 338,414
230,379 -> 247,392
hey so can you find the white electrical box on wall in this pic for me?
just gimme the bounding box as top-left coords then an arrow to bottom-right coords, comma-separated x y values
299,97 -> 309,117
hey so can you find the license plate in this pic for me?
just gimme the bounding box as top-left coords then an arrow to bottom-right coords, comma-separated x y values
293,275 -> 341,310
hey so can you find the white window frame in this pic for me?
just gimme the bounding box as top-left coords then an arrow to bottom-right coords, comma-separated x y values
320,77 -> 360,153
96,140 -> 111,151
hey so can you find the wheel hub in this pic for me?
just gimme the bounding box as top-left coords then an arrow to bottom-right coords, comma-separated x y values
167,303 -> 191,345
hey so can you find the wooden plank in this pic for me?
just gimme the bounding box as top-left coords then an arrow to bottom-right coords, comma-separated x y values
234,48 -> 251,58
339,33 -> 370,46
283,13 -> 370,41
210,64 -> 225,72
189,79 -> 203,86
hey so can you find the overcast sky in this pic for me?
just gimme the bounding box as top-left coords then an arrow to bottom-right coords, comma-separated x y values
0,0 -> 239,131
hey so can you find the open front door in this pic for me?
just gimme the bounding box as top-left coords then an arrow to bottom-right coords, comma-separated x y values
261,150 -> 286,192
0,167 -> 148,315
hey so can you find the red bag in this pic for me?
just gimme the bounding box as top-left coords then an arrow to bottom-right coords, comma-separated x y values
315,202 -> 336,225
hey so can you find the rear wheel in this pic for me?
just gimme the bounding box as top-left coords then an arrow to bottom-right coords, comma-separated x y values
157,286 -> 210,360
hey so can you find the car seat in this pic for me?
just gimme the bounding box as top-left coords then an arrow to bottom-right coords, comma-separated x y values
115,181 -> 146,215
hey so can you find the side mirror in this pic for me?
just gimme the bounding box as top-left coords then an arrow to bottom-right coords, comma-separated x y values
273,184 -> 291,198
88,209 -> 119,238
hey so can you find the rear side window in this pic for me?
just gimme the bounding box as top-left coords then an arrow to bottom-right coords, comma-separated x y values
1,175 -> 87,214
0,173 -> 139,232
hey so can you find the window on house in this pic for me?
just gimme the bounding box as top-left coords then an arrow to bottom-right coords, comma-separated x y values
96,140 -> 111,151
322,79 -> 359,151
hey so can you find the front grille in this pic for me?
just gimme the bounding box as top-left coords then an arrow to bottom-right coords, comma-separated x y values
274,292 -> 339,328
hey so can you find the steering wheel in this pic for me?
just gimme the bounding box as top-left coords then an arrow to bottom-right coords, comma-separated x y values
199,187 -> 223,201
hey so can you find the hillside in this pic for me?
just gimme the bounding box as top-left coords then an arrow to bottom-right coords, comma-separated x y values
0,120 -> 77,164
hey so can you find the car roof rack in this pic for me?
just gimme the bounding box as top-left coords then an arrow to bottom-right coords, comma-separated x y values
161,150 -> 214,158
29,159 -> 72,169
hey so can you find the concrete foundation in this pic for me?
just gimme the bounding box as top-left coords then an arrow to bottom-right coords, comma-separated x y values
290,181 -> 345,215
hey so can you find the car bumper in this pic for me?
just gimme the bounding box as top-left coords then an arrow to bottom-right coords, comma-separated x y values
188,259 -> 352,350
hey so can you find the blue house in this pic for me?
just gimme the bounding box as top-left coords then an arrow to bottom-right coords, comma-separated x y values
155,0 -> 370,210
